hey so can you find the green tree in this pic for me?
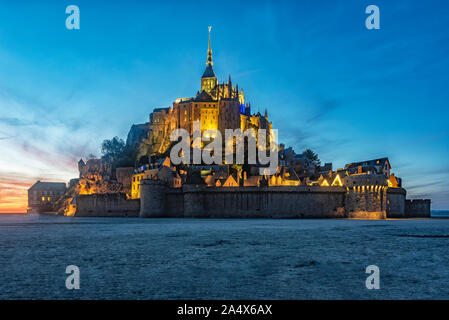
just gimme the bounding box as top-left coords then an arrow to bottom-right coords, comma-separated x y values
302,149 -> 321,167
101,136 -> 126,160
115,145 -> 138,167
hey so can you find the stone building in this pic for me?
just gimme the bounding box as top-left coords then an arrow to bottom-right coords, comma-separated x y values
126,27 -> 273,157
27,181 -> 67,213
131,157 -> 181,199
344,157 -> 391,176
63,30 -> 432,220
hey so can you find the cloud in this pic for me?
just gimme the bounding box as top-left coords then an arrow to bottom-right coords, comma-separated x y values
281,126 -> 312,148
0,117 -> 38,127
406,180 -> 446,191
233,68 -> 262,78
276,97 -> 348,159
0,85 -> 95,213
0,172 -> 35,213
306,99 -> 340,124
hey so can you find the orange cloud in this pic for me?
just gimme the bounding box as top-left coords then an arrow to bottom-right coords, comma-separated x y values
0,193 -> 28,213
0,176 -> 33,213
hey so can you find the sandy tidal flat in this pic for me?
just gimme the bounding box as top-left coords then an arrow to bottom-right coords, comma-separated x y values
0,214 -> 448,299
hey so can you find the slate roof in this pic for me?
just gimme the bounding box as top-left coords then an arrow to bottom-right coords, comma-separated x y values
345,157 -> 390,170
194,90 -> 214,102
29,181 -> 67,191
202,65 -> 216,78
153,107 -> 170,113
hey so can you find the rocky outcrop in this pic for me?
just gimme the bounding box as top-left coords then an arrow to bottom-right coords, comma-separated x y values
126,123 -> 149,147
77,158 -> 125,195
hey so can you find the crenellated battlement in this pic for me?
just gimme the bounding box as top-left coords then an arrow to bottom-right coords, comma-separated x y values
71,174 -> 417,220
136,178 -> 407,219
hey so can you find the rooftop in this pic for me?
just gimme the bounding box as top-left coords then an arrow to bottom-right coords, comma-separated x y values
29,181 -> 67,191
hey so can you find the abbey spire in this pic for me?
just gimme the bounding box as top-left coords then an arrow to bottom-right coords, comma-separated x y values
201,26 -> 217,93
207,26 -> 213,67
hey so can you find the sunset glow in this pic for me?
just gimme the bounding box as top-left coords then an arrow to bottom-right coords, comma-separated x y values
0,180 -> 30,213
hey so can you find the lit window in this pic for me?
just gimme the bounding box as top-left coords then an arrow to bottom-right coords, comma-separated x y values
41,196 -> 45,202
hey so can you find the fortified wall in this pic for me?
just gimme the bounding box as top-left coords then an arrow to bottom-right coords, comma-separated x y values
405,199 -> 431,218
386,187 -> 407,218
140,174 -> 406,219
141,181 -> 347,218
75,194 -> 140,217
72,174 -> 417,219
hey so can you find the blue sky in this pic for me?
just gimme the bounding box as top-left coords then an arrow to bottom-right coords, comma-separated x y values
0,0 -> 448,211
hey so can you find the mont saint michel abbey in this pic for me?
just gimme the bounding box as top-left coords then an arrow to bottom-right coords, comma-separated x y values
27,28 -> 431,220
127,27 -> 272,155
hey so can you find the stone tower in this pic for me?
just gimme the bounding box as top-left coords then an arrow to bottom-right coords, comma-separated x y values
201,26 -> 218,93
344,174 -> 388,219
140,180 -> 167,217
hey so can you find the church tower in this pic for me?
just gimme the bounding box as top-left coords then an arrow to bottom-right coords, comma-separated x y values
201,26 -> 217,93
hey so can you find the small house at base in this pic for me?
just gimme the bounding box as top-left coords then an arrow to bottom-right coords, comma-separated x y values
27,181 -> 67,213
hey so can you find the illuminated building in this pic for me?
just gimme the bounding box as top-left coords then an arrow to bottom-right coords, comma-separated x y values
129,27 -> 273,156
